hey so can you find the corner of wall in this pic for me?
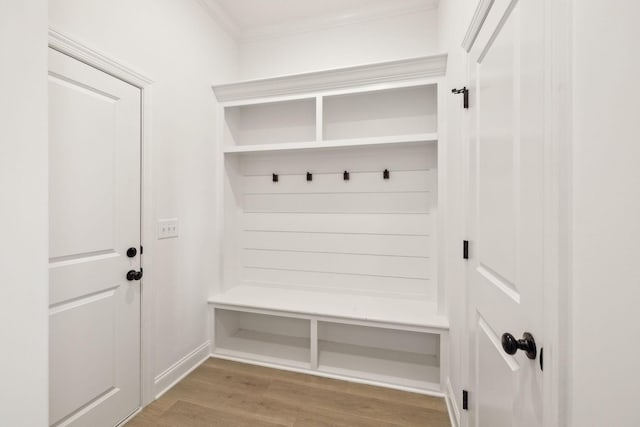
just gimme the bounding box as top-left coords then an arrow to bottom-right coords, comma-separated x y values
153,341 -> 211,399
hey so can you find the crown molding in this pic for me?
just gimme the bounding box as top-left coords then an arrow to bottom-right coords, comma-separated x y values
241,0 -> 440,43
197,0 -> 241,40
212,53 -> 447,102
199,0 -> 439,43
462,0 -> 494,52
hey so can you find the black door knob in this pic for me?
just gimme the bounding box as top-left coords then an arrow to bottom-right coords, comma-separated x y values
126,247 -> 137,258
126,269 -> 143,281
501,332 -> 537,360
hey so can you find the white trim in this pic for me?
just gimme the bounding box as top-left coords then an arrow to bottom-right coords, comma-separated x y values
212,54 -> 448,102
48,28 -> 156,409
445,377 -> 461,427
210,353 -> 446,398
462,0 -> 494,52
435,81 -> 447,316
241,0 -> 440,42
199,0 -> 439,43
139,87 -> 155,407
543,0 -> 572,425
196,0 -> 241,39
48,28 -> 153,87
116,408 -> 142,427
153,342 -> 211,399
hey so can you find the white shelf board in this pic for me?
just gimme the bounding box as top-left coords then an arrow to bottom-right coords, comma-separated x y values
222,133 -> 438,155
215,329 -> 311,369
209,285 -> 448,330
318,341 -> 440,391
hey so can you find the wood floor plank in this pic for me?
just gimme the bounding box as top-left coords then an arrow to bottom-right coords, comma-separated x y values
292,408 -> 401,427
203,357 -> 446,412
125,401 -> 171,426
187,362 -> 272,393
266,379 -> 449,427
344,381 -> 447,412
163,376 -> 299,426
126,358 -> 451,427
157,400 -> 287,427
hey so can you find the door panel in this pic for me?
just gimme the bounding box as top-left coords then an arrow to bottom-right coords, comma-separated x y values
49,75 -> 117,259
477,315 -> 519,427
48,47 -> 141,427
50,293 -> 117,424
477,12 -> 517,287
466,0 -> 545,426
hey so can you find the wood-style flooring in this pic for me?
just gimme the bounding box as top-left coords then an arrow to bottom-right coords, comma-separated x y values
126,358 -> 451,427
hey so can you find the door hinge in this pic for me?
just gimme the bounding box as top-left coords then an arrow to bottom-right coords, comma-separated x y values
140,245 -> 144,255
463,390 -> 469,410
463,240 -> 469,260
452,87 -> 469,109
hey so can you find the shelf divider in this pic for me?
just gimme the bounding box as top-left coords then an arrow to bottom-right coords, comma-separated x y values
315,96 -> 323,142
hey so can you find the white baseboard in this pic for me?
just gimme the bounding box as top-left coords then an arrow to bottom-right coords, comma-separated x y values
445,377 -> 461,427
153,341 -> 210,399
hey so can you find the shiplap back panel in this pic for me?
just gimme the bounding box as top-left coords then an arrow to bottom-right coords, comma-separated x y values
234,144 -> 437,299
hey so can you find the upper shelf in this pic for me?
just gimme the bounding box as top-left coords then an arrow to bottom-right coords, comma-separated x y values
212,54 -> 448,102
223,133 -> 438,154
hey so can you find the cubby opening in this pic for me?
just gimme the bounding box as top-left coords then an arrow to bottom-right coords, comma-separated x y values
214,309 -> 311,368
224,98 -> 316,146
323,85 -> 437,140
317,322 -> 441,390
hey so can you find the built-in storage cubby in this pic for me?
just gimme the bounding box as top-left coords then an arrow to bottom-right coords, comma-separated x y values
323,85 -> 437,140
318,322 -> 441,391
210,303 -> 448,394
224,98 -> 316,147
214,309 -> 311,369
211,54 -> 449,394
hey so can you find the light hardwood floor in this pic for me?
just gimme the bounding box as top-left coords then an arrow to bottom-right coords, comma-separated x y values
126,358 -> 451,427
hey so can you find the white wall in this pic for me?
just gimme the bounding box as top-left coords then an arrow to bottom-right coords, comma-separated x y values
49,0 -> 239,397
0,1 -> 49,425
239,8 -> 439,80
570,2 -> 640,426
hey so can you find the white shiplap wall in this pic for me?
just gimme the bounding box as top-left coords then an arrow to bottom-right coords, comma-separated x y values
228,143 -> 437,299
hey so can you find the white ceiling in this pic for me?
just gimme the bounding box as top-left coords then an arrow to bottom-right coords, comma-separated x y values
203,0 -> 439,40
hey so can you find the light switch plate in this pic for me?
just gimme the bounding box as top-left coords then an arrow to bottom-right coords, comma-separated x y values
157,218 -> 179,239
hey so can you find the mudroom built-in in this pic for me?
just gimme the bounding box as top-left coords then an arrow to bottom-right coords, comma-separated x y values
5,0 -> 637,426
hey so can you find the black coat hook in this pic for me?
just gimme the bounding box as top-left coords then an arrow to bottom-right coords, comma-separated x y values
383,169 -> 390,180
343,171 -> 350,181
306,172 -> 313,181
452,87 -> 469,109
272,173 -> 278,183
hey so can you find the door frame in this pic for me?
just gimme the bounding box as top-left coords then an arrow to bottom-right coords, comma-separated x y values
48,28 -> 157,412
460,0 -> 572,426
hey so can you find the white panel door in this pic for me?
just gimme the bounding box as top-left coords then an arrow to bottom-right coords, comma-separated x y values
48,48 -> 141,427
466,0 -> 545,426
